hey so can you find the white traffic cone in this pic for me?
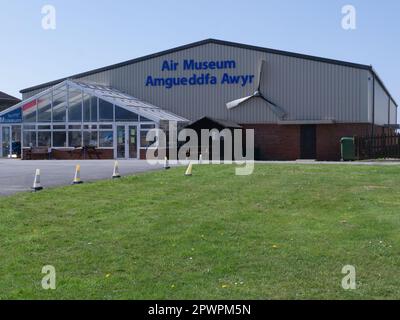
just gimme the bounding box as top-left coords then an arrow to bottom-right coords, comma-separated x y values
72,164 -> 83,185
112,161 -> 121,179
185,162 -> 193,176
32,169 -> 43,192
164,156 -> 170,170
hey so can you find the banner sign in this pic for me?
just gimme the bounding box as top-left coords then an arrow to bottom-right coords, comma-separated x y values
0,108 -> 22,123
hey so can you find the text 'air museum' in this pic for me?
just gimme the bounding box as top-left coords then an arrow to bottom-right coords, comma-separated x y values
0,39 -> 397,161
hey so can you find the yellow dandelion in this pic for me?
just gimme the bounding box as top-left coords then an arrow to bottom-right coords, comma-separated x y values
272,245 -> 278,249
105,273 -> 111,278
221,284 -> 229,288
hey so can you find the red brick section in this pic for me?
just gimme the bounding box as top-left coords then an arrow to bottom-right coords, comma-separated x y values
316,124 -> 371,161
241,124 -> 301,160
23,148 -> 113,160
241,123 -> 386,161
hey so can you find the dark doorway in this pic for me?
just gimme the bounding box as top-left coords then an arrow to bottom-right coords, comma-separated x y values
300,125 -> 316,159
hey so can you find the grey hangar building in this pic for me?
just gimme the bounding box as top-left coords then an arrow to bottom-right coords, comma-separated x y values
0,39 -> 397,161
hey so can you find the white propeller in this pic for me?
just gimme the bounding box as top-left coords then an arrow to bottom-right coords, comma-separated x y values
226,60 -> 287,119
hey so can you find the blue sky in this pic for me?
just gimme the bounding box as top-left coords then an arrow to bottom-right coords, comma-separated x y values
0,0 -> 398,104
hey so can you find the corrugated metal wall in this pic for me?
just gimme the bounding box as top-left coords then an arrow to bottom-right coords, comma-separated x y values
390,99 -> 397,125
23,42 -> 374,124
374,80 -> 389,126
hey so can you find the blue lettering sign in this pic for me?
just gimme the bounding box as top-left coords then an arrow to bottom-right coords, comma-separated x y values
145,59 -> 254,89
0,108 -> 22,123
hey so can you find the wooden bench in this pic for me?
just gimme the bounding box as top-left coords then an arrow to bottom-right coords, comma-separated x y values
25,147 -> 52,160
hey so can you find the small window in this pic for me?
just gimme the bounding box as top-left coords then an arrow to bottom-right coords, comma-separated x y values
83,124 -> 97,130
53,132 -> 67,148
99,99 -> 114,121
23,131 -> 36,147
83,131 -> 98,147
38,132 -> 51,147
99,131 -> 113,148
115,106 -> 138,122
99,124 -> 113,130
68,125 -> 82,130
68,131 -> 82,148
140,116 -> 152,122
141,124 -> 156,129
53,125 -> 66,130
38,125 -> 51,130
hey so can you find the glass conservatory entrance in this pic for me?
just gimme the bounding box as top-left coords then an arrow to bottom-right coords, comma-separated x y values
1,125 -> 22,158
116,124 -> 138,159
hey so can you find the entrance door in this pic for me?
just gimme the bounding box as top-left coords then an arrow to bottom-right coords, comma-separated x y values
1,126 -> 11,158
1,126 -> 22,158
116,125 -> 138,159
300,125 -> 316,159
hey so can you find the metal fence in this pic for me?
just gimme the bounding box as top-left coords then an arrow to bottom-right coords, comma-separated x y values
355,133 -> 400,160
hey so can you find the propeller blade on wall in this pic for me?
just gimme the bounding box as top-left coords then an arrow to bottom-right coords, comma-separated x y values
260,95 -> 287,119
225,59 -> 287,120
257,60 -> 266,91
226,95 -> 254,110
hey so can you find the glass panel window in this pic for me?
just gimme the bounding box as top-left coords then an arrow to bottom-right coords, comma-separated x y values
99,131 -> 113,148
53,86 -> 67,122
99,99 -> 114,121
99,124 -> 112,130
83,95 -> 98,122
68,125 -> 82,130
38,125 -> 51,130
141,124 -> 156,129
68,131 -> 82,148
140,116 -> 152,122
83,124 -> 97,130
23,131 -> 36,147
115,106 -> 138,122
68,88 -> 82,122
38,132 -> 51,147
37,94 -> 52,122
53,125 -> 66,130
22,100 -> 37,123
23,125 -> 36,130
140,130 -> 156,148
83,131 -> 98,147
53,132 -> 67,148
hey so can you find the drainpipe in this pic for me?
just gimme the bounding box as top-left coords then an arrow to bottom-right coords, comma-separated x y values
371,74 -> 375,137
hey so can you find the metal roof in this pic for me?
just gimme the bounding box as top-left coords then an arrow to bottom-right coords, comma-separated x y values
0,91 -> 20,102
19,39 -> 397,107
186,116 -> 242,129
1,80 -> 189,123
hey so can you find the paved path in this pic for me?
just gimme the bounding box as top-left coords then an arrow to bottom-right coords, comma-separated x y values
0,160 -> 165,196
0,159 -> 399,196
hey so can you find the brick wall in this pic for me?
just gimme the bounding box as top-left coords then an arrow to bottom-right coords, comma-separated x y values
241,123 -> 384,161
241,124 -> 301,160
316,124 -> 371,161
23,148 -> 113,160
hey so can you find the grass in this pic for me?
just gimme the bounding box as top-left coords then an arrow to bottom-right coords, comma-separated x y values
1,164 -> 400,300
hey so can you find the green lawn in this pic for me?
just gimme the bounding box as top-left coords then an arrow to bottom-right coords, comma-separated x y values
1,164 -> 400,300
